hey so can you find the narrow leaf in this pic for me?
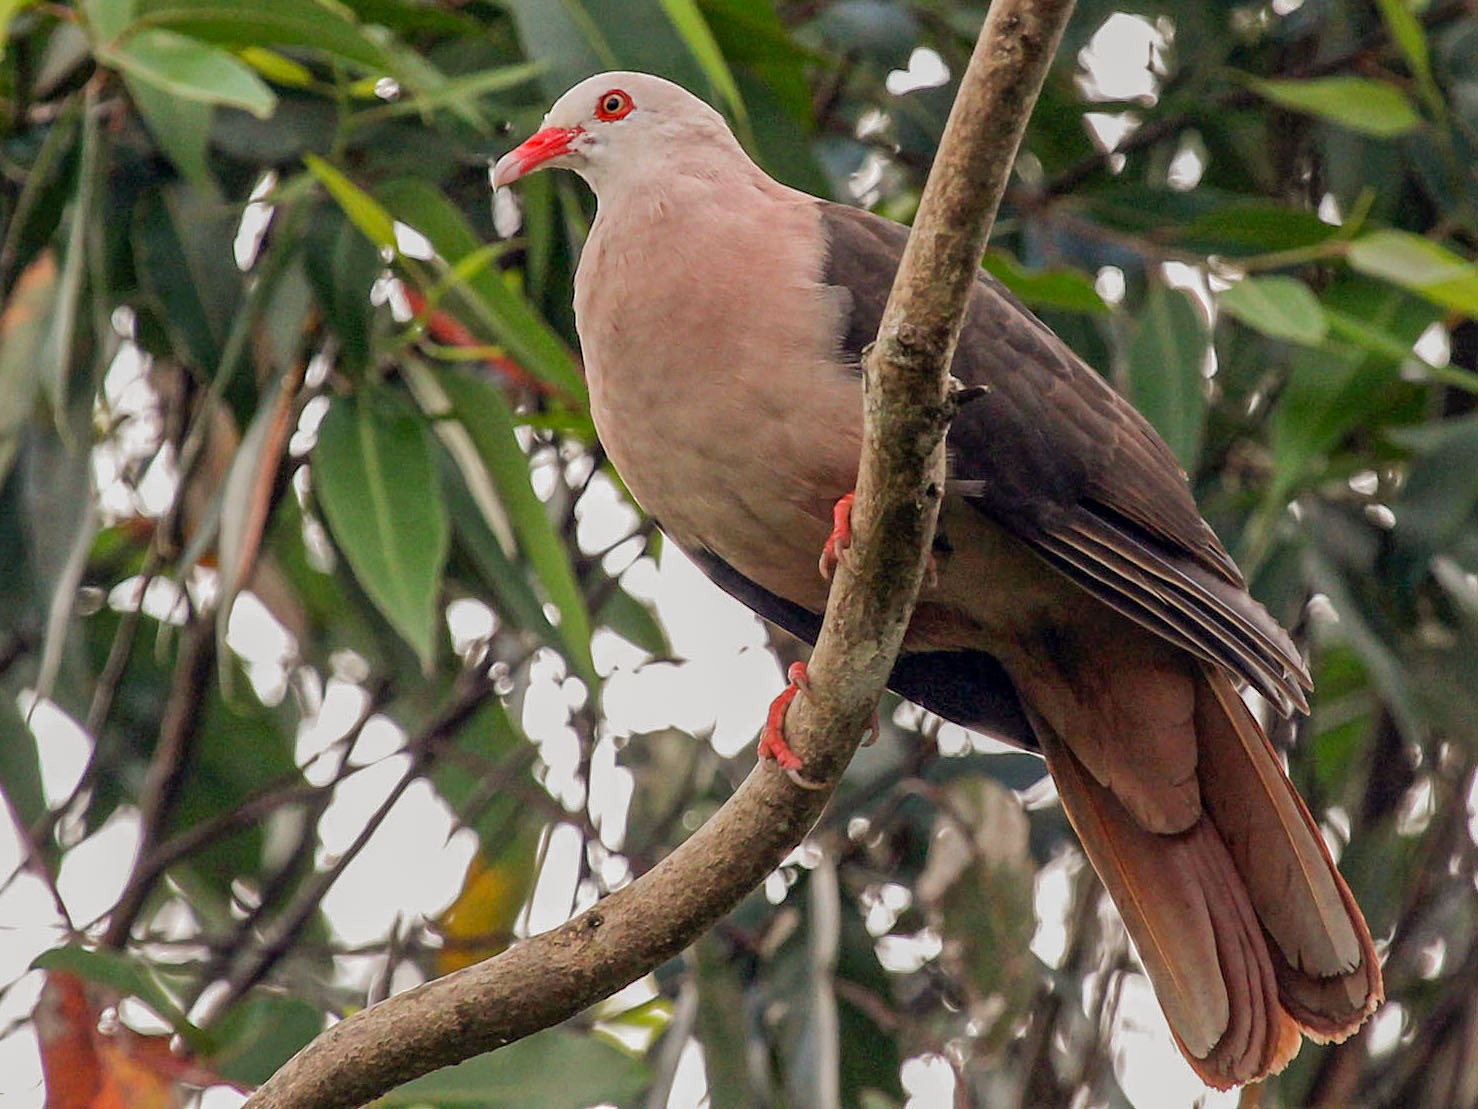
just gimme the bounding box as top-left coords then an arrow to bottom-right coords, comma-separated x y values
1219,275 -> 1328,345
981,252 -> 1108,315
303,154 -> 398,251
1376,0 -> 1430,78
1374,0 -> 1441,114
41,85 -> 100,415
125,73 -> 213,182
1347,230 -> 1478,315
656,0 -> 745,120
1248,76 -> 1420,137
104,29 -> 276,118
1124,283 -> 1206,471
353,60 -> 546,124
0,252 -> 56,486
131,0 -> 393,72
432,364 -> 596,685
313,395 -> 448,668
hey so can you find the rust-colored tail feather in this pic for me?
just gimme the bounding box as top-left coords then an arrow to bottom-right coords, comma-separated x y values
1033,666 -> 1382,1089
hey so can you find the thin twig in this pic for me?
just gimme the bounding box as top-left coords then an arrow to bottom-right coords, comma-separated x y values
101,615 -> 216,949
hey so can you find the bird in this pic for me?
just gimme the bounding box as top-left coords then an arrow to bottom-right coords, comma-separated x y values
491,71 -> 1382,1089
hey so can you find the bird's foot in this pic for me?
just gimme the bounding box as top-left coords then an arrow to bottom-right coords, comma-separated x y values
759,663 -> 826,789
818,493 -> 855,581
759,663 -> 880,786
818,490 -> 937,587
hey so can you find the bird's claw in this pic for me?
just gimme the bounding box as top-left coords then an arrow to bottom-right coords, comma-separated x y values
818,492 -> 856,581
759,662 -> 827,789
818,490 -> 937,589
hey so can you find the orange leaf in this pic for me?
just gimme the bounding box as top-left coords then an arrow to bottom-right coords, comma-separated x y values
35,973 -> 103,1109
35,971 -> 241,1109
434,845 -> 538,975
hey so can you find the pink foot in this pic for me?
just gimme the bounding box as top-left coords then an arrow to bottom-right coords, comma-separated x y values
817,490 -> 938,587
819,492 -> 856,580
759,662 -> 809,771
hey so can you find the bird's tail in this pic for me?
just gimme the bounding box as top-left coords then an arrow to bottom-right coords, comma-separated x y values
1031,665 -> 1383,1089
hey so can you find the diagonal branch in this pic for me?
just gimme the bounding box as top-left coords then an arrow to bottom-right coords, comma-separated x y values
244,2 -> 1075,1104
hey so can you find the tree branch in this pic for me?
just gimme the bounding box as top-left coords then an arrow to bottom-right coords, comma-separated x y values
244,2 -> 1075,1104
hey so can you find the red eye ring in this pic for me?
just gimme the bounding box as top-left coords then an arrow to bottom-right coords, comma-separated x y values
595,89 -> 634,121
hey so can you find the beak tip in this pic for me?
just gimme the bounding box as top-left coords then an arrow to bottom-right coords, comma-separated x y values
492,125 -> 581,191
491,154 -> 523,190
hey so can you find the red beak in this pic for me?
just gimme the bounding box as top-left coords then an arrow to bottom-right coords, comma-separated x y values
492,125 -> 583,188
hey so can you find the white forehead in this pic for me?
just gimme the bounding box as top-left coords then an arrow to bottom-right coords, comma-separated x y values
543,71 -> 723,127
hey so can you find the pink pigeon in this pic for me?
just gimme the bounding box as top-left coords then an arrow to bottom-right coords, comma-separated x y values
493,72 -> 1382,1088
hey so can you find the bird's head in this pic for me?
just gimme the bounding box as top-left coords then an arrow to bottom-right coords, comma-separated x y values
492,72 -> 742,194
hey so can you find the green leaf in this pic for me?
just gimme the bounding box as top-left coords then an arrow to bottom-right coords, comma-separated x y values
1124,283 -> 1206,471
1389,415 -> 1478,573
1246,76 -> 1419,138
352,60 -> 546,124
125,72 -> 213,182
132,184 -> 245,374
235,45 -> 315,88
0,680 -> 46,832
501,0 -> 709,101
1302,541 -> 1426,742
210,995 -> 323,1086
920,779 -> 1036,1049
33,947 -> 209,1053
378,177 -> 585,400
1219,275 -> 1328,346
1260,275 -> 1437,528
441,465 -> 564,647
0,255 -> 56,486
1324,308 -> 1427,364
1175,200 -> 1341,255
431,364 -> 597,686
131,0 -> 393,71
1375,0 -> 1441,115
103,29 -> 276,119
1346,230 -> 1478,315
598,585 -> 668,656
313,395 -> 449,668
302,206 -> 381,373
80,0 -> 136,42
981,252 -> 1108,315
657,0 -> 744,120
1376,0 -> 1430,77
428,700 -> 543,854
304,154 -> 398,251
41,86 -> 100,415
692,932 -> 768,1109
380,1027 -> 650,1107
0,96 -> 81,292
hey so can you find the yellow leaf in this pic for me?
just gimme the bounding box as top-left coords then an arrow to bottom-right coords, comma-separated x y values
435,843 -> 538,974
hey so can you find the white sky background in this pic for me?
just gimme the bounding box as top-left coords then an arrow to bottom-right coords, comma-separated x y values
0,13 -> 1404,1107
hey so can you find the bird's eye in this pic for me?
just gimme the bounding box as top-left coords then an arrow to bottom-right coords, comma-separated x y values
595,89 -> 634,121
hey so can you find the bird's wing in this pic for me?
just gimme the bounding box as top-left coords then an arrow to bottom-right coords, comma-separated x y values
819,202 -> 1310,714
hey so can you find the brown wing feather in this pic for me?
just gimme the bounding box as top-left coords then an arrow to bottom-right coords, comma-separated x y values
818,200 -> 1306,708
